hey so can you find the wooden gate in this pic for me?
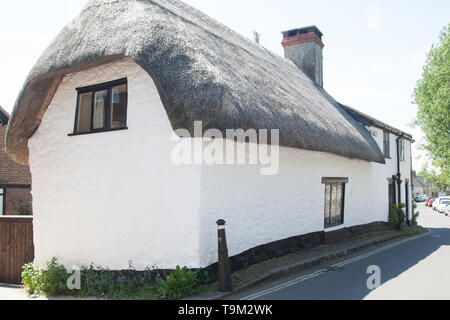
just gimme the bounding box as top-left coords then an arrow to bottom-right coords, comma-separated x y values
0,216 -> 34,284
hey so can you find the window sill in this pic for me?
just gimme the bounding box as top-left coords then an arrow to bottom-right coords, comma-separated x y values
384,156 -> 392,159
324,223 -> 344,230
68,127 -> 128,137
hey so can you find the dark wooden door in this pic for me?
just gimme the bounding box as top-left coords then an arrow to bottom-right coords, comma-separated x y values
0,217 -> 34,284
388,182 -> 396,209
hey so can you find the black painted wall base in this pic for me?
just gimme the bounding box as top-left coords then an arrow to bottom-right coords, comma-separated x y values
99,221 -> 390,285
203,221 -> 389,283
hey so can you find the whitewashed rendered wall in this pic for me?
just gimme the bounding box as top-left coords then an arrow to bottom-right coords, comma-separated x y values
28,57 -> 408,270
197,144 -> 391,267
197,128 -> 412,267
28,58 -> 203,270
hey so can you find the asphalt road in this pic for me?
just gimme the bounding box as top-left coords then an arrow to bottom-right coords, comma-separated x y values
228,203 -> 450,300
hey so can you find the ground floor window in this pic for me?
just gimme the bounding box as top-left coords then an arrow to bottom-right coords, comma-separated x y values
322,178 -> 348,228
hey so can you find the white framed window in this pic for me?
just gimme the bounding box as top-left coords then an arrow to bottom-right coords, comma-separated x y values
399,139 -> 406,161
383,131 -> 390,158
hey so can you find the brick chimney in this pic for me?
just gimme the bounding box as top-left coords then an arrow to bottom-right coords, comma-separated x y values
282,26 -> 324,87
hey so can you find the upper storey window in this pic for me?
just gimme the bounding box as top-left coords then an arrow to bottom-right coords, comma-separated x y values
399,139 -> 406,161
73,78 -> 128,135
383,131 -> 390,158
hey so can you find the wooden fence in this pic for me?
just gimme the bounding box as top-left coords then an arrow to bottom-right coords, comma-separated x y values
0,216 -> 34,284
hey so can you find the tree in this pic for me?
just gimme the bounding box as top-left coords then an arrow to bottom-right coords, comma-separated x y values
413,23 -> 450,189
419,166 -> 447,192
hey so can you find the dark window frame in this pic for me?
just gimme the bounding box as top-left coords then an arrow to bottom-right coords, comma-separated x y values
70,78 -> 128,136
322,178 -> 347,229
383,131 -> 390,158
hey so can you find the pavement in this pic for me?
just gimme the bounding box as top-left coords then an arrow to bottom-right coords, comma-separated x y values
0,284 -> 46,300
225,203 -> 450,300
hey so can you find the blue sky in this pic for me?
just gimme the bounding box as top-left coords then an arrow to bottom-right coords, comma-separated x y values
0,0 -> 449,171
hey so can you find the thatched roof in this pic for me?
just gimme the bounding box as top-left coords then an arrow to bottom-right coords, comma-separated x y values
6,0 -> 385,165
339,104 -> 413,141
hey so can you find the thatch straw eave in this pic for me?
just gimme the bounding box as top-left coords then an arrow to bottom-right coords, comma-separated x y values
6,0 -> 385,165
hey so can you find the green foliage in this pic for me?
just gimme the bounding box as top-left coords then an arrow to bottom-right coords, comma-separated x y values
22,258 -> 69,296
411,201 -> 420,227
22,262 -> 44,295
413,23 -> 450,189
22,258 -> 203,300
419,165 -> 449,192
412,211 -> 420,227
155,266 -> 201,300
389,203 -> 406,230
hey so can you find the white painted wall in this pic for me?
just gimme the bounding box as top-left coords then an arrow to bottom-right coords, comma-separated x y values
29,58 -> 203,270
369,126 -> 413,219
28,58 -> 412,270
197,144 -> 392,267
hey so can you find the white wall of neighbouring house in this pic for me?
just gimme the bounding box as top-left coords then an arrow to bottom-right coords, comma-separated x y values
28,58 -> 204,270
369,126 -> 413,220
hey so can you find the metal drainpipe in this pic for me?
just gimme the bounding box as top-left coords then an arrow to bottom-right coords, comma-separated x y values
396,133 -> 407,223
409,138 -> 415,226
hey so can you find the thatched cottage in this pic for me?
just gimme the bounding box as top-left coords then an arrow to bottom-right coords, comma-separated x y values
6,0 -> 413,271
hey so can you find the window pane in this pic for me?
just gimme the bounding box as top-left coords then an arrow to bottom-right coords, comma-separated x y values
324,184 -> 331,225
93,90 -> 107,129
337,184 -> 343,223
110,84 -> 127,128
383,132 -> 390,157
330,185 -> 338,224
77,92 -> 92,132
400,140 -> 405,160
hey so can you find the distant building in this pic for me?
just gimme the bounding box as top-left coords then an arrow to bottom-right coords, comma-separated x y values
0,106 -> 32,216
412,171 -> 436,197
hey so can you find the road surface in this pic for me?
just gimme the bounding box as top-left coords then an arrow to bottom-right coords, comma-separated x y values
229,203 -> 450,300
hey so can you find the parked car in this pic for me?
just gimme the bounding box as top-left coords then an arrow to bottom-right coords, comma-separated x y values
415,195 -> 427,202
445,205 -> 450,216
427,198 -> 435,207
437,200 -> 450,213
432,199 -> 439,210
434,197 -> 450,211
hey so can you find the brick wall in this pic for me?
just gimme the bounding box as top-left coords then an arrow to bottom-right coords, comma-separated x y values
0,124 -> 32,185
0,122 -> 33,215
4,188 -> 32,215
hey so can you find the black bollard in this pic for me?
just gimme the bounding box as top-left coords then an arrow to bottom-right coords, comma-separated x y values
216,219 -> 233,292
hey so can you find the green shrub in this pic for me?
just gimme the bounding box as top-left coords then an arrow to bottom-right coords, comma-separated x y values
156,266 -> 201,300
22,258 -> 69,296
389,203 -> 406,230
22,262 -> 44,295
411,211 -> 420,227
22,258 -> 203,300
